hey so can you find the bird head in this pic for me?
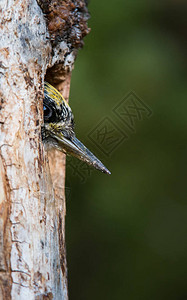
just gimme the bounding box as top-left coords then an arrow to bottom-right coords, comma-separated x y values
42,82 -> 111,175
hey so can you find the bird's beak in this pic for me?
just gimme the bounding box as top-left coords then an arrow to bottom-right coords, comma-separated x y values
54,132 -> 111,175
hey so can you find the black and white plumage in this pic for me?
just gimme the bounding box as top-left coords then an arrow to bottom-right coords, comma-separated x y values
42,82 -> 111,175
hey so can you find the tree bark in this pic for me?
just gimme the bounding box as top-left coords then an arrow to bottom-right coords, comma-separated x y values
0,1 -> 89,299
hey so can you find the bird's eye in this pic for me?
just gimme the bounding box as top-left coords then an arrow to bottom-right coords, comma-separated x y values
43,105 -> 52,120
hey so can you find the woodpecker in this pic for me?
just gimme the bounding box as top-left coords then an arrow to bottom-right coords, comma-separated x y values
42,82 -> 111,175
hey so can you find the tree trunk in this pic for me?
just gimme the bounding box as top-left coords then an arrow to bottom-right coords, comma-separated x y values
0,1 -> 89,299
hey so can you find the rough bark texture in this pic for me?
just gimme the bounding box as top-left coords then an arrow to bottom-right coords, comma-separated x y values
0,0 -> 89,299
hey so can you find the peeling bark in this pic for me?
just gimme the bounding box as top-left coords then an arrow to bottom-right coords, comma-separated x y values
0,0 -> 89,299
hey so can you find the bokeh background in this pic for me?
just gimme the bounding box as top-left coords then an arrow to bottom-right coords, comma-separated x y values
66,1 -> 187,299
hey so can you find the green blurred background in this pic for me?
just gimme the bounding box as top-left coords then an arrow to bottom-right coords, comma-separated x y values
66,1 -> 187,299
